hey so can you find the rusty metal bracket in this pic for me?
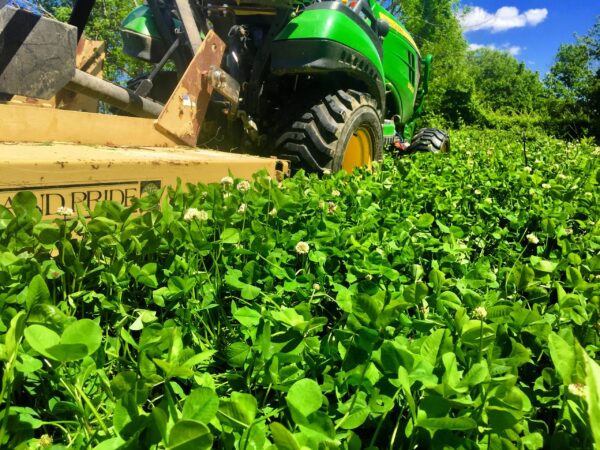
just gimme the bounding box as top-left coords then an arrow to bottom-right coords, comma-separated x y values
154,30 -> 226,146
207,65 -> 240,114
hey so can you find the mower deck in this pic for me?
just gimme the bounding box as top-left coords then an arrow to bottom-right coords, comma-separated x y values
0,142 -> 286,217
0,104 -> 287,218
0,104 -> 176,148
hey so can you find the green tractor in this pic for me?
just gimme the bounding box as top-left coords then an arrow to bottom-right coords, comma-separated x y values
120,0 -> 450,173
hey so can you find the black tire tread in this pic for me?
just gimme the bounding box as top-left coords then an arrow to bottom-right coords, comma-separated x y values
275,89 -> 379,172
410,128 -> 451,153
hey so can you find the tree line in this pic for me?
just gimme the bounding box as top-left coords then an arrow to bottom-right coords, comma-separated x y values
392,0 -> 599,141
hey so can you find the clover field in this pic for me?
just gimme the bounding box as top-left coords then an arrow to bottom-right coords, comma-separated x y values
0,129 -> 599,450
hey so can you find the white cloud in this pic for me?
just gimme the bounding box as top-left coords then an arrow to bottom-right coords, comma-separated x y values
505,45 -> 522,56
469,43 -> 492,51
468,43 -> 523,56
459,6 -> 548,33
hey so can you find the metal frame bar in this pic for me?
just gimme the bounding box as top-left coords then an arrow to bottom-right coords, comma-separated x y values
146,0 -> 191,74
173,0 -> 202,54
68,0 -> 96,41
0,103 -> 177,147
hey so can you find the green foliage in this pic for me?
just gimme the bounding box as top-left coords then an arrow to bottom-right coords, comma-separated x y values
0,130 -> 599,448
468,48 -> 546,114
546,43 -> 594,102
387,2 -> 597,141
544,17 -> 600,140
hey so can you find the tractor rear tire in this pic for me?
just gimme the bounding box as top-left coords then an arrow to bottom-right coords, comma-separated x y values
410,128 -> 450,153
275,89 -> 383,174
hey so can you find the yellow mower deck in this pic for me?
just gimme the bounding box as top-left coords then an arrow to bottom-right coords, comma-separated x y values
0,142 -> 285,217
0,103 -> 288,218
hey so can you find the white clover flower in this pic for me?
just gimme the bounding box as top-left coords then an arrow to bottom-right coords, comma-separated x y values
312,283 -> 321,291
183,208 -> 196,221
458,255 -> 470,265
568,383 -> 588,398
584,192 -> 593,198
542,183 -> 552,190
474,189 -> 482,195
237,180 -> 251,193
327,201 -> 337,214
238,203 -> 247,214
524,166 -> 532,173
473,306 -> 487,320
221,176 -> 234,187
331,189 -> 341,197
322,169 -> 332,176
526,233 -> 539,244
56,206 -> 74,217
565,228 -> 573,236
484,197 -> 493,204
39,434 -> 53,449
201,191 -> 208,200
295,241 -> 310,254
592,147 -> 600,156
558,173 -> 568,180
183,208 -> 208,222
269,208 -> 277,216
365,274 -> 373,281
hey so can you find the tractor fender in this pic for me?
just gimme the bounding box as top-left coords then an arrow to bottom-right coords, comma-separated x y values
271,2 -> 385,112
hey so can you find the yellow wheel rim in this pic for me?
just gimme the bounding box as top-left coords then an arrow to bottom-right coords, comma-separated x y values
341,127 -> 373,173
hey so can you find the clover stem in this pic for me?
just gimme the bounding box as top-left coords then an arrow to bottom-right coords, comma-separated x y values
478,319 -> 484,361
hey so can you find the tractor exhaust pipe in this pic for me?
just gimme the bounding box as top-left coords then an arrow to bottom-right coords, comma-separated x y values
66,69 -> 164,118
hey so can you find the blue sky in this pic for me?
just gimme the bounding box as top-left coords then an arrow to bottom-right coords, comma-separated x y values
458,0 -> 599,76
